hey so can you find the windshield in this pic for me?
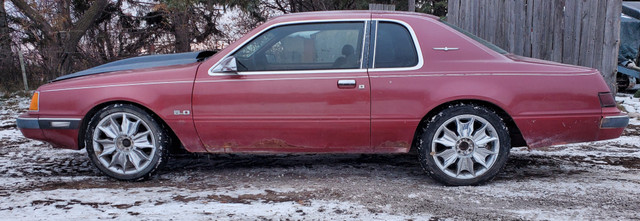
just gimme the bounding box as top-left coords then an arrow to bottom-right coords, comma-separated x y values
439,18 -> 508,55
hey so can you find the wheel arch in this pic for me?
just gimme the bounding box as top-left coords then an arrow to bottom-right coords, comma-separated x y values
410,99 -> 527,152
78,100 -> 181,151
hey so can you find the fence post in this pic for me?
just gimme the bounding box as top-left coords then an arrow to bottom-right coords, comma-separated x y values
18,48 -> 28,91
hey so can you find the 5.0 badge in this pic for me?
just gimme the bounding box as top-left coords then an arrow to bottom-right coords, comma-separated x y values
173,110 -> 190,115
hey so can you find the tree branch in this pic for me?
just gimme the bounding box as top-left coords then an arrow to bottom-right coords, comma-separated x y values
66,0 -> 108,48
59,0 -> 109,73
9,0 -> 54,37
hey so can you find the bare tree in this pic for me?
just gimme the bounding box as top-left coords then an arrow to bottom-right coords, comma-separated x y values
10,0 -> 108,77
155,0 -> 264,53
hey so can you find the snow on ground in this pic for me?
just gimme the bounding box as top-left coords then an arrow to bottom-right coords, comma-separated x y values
3,187 -> 409,220
1,93 -> 639,220
618,92 -> 640,125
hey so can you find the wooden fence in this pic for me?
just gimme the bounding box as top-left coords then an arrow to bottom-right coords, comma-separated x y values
447,0 -> 622,92
369,4 -> 396,11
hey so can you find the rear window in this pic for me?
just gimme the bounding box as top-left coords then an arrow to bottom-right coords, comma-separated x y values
439,19 -> 508,55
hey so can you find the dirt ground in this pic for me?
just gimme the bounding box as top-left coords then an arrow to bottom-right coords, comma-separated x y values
1,94 -> 640,220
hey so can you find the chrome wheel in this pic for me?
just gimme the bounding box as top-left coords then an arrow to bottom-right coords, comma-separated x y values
92,112 -> 156,175
431,114 -> 500,179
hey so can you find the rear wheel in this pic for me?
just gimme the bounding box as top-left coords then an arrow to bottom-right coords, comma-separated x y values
417,104 -> 510,186
85,104 -> 169,181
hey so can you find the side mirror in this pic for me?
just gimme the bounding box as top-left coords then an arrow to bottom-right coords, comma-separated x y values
212,56 -> 238,73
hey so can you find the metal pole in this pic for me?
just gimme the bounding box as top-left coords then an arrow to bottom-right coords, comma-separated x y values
409,0 -> 415,12
18,48 -> 28,91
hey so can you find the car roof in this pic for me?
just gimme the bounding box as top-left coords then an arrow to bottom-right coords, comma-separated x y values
271,10 -> 439,22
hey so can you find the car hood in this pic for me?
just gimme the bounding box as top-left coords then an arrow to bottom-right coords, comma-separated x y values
53,51 -> 216,82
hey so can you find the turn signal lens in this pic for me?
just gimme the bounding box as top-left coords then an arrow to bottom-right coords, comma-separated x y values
598,92 -> 616,107
29,91 -> 39,111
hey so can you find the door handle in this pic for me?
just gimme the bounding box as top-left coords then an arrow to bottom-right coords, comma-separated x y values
337,79 -> 356,89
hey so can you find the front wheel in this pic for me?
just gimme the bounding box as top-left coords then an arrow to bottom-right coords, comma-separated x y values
85,104 -> 169,181
417,104 -> 510,186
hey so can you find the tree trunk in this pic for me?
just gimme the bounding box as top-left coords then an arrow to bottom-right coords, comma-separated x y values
0,0 -> 15,86
0,0 -> 12,64
172,11 -> 191,52
58,0 -> 109,75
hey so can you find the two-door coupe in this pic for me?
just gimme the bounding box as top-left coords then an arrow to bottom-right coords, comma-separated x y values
17,11 -> 628,185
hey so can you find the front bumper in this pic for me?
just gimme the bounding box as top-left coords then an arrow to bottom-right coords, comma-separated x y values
600,115 -> 630,129
16,117 -> 81,130
17,116 -> 82,150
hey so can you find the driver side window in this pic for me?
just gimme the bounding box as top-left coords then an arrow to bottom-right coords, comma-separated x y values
233,22 -> 365,72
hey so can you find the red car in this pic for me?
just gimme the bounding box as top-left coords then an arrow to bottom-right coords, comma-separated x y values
17,11 -> 628,185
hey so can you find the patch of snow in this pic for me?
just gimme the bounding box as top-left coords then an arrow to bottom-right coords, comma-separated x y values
617,93 -> 640,125
0,187 -> 414,220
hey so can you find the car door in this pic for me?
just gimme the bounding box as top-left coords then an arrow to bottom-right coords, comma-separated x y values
192,21 -> 371,153
367,18 -> 424,152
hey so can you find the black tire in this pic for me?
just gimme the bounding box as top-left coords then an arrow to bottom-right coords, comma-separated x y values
417,104 -> 510,186
85,104 -> 169,181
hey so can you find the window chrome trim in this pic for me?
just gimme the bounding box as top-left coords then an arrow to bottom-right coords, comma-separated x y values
208,18 -> 425,76
366,21 -> 377,69
372,21 -> 379,69
208,19 -> 370,76
359,21 -> 369,69
369,19 -> 424,72
229,69 -> 367,76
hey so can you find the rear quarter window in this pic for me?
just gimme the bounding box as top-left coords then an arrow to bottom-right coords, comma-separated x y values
374,22 -> 419,68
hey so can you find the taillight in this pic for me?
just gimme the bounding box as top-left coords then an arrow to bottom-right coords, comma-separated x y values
28,91 -> 39,111
598,92 -> 616,107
